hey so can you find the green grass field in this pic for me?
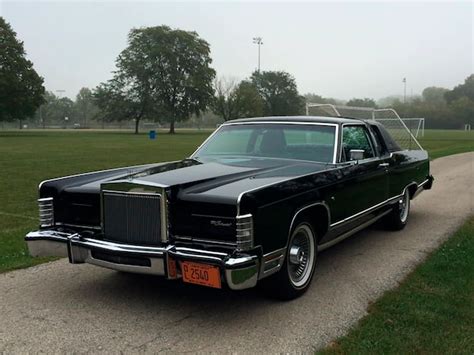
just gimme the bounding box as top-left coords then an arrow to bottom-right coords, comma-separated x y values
418,129 -> 474,160
318,216 -> 474,354
0,128 -> 472,272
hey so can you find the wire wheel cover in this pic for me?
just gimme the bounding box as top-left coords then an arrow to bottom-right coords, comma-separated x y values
399,189 -> 410,222
288,224 -> 315,288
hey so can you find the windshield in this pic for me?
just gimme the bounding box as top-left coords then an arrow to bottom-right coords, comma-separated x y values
193,123 -> 337,163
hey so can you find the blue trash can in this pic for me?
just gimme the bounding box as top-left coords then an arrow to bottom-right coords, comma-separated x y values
149,130 -> 156,140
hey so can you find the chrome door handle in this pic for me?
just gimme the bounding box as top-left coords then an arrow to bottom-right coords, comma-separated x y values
378,162 -> 390,168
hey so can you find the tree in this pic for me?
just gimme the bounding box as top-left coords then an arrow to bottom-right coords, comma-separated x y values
57,97 -> 75,127
422,87 -> 448,106
0,17 -> 44,128
212,77 -> 238,121
304,93 -> 339,105
449,96 -> 474,126
33,91 -> 75,128
304,93 -> 326,104
233,80 -> 264,118
93,79 -> 141,130
95,25 -> 215,134
250,71 -> 305,116
445,74 -> 474,103
35,91 -> 56,128
377,95 -> 404,107
75,87 -> 98,127
346,98 -> 377,108
212,78 -> 264,121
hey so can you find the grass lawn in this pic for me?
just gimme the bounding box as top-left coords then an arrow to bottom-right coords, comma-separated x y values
0,128 -> 472,273
318,216 -> 474,354
418,129 -> 474,160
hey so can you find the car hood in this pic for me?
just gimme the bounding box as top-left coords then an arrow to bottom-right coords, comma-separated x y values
62,157 -> 334,205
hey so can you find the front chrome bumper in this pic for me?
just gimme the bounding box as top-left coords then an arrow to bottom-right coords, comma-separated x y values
25,230 -> 260,290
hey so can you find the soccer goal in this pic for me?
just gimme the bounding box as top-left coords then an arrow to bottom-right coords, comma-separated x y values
376,118 -> 425,138
306,103 -> 424,150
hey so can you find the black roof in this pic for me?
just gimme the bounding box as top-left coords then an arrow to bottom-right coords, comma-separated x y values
226,116 -> 365,125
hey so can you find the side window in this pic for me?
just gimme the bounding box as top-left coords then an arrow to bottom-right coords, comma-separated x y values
342,125 -> 375,161
370,125 -> 388,155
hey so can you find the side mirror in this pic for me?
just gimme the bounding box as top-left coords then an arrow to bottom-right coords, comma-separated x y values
389,151 -> 409,165
350,149 -> 365,161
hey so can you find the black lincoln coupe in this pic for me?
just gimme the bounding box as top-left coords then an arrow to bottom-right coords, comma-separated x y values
26,116 -> 433,299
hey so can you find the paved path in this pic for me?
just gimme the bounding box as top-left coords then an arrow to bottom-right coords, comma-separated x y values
1,152 -> 473,354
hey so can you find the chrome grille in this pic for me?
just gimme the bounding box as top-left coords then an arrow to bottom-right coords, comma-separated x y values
39,197 -> 54,228
102,191 -> 162,245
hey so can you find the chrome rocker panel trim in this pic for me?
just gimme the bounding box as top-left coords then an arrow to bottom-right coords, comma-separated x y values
318,210 -> 391,251
25,230 -> 258,291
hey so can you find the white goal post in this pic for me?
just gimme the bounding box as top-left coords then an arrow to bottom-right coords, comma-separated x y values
305,103 -> 424,150
376,118 -> 425,138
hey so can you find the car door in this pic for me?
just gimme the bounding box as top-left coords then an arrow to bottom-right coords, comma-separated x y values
330,124 -> 390,232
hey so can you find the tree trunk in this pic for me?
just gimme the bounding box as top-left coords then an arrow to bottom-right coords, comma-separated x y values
169,120 -> 175,134
19,119 -> 22,129
134,117 -> 140,134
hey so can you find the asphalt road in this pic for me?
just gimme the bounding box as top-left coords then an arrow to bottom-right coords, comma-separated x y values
1,152 -> 473,354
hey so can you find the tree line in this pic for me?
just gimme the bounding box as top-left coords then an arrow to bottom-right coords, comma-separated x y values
308,81 -> 474,129
32,88 -> 99,129
1,17 -> 472,133
389,79 -> 474,129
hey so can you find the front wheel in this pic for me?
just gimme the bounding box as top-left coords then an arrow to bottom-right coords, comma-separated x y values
260,221 -> 317,300
384,188 -> 410,230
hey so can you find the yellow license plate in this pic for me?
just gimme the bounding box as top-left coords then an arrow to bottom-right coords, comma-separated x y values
181,261 -> 221,289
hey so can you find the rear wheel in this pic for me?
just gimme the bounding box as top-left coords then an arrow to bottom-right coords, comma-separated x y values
261,221 -> 317,300
384,188 -> 410,230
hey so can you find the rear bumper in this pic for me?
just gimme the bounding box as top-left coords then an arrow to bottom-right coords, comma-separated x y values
424,175 -> 434,190
25,230 -> 259,290
413,175 -> 434,198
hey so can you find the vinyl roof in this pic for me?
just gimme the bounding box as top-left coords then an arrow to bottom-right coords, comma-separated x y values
226,116 -> 365,125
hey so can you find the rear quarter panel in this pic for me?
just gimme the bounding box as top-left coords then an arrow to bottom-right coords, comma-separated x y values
389,150 -> 430,197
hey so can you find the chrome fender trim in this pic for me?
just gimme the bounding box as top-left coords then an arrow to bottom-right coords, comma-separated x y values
259,247 -> 287,279
289,201 -> 331,235
318,210 -> 391,251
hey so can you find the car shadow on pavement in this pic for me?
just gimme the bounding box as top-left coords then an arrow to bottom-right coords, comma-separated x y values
60,209 -> 422,321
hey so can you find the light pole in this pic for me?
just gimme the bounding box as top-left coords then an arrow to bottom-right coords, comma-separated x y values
253,37 -> 263,72
402,78 -> 407,104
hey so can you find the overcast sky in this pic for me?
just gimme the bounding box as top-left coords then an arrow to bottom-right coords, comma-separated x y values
1,1 -> 472,100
